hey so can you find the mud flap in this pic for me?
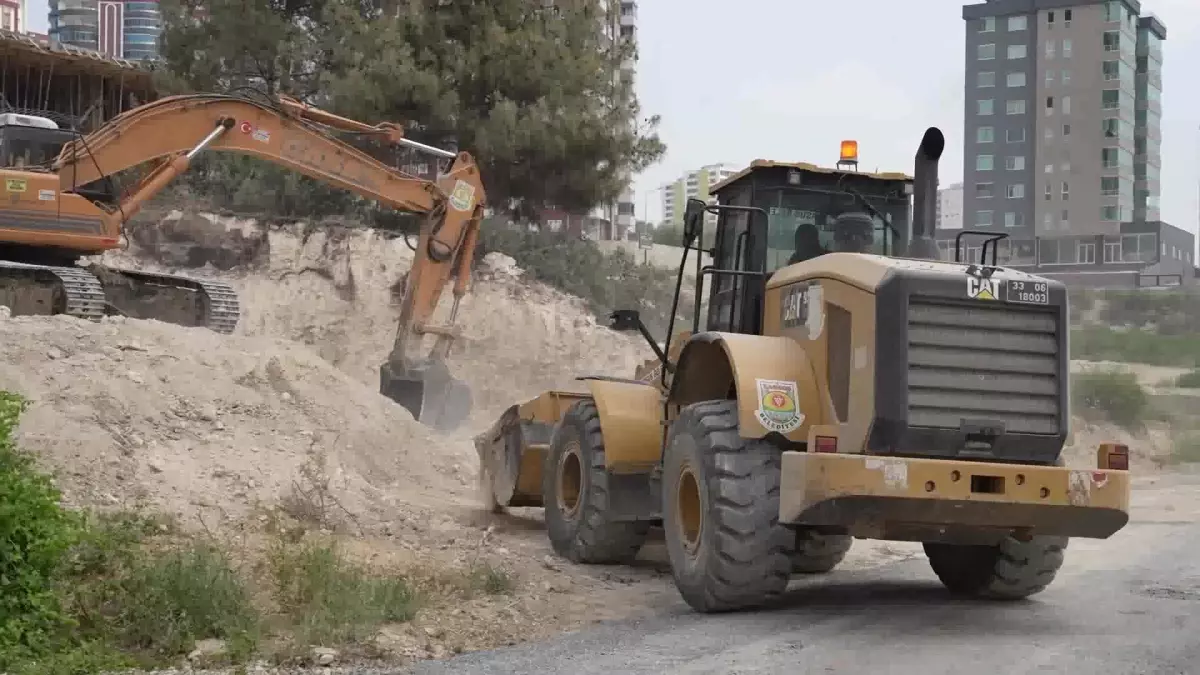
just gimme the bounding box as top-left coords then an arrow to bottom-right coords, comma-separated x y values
379,358 -> 473,432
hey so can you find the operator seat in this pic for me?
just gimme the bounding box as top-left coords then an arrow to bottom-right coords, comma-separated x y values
831,211 -> 875,254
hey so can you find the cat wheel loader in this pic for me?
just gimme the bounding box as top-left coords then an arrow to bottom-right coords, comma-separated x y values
476,127 -> 1132,613
1,94 -> 484,430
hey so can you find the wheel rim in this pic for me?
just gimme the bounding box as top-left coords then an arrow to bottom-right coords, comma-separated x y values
557,441 -> 583,520
676,464 -> 703,556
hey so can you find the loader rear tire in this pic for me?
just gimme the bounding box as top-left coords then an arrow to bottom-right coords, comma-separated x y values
924,535 -> 1068,600
790,529 -> 852,575
543,399 -> 650,565
662,400 -> 793,613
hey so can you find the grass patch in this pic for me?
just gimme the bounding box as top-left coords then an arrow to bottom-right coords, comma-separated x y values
1072,370 -> 1148,431
1071,326 -> 1200,367
461,562 -> 517,598
267,539 -> 422,648
1174,369 -> 1200,389
1169,433 -> 1200,465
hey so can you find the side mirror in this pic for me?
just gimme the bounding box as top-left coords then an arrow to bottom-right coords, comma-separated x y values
683,198 -> 706,245
609,309 -> 642,332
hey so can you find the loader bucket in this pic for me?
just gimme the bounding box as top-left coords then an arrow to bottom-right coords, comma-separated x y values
379,359 -> 473,432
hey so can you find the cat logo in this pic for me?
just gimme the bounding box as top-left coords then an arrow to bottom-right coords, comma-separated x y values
966,275 -> 1000,301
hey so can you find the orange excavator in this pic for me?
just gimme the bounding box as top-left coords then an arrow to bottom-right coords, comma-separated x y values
0,93 -> 485,431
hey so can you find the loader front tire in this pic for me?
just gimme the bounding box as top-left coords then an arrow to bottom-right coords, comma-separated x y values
791,529 -> 852,575
924,535 -> 1068,600
662,400 -> 793,613
543,399 -> 650,564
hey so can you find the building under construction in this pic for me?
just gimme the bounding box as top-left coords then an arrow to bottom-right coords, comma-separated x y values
0,28 -> 156,131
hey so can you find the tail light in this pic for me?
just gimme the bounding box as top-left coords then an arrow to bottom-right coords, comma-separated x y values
1097,443 -> 1129,471
814,436 -> 838,453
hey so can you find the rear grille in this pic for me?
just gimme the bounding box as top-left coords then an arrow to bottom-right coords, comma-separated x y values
906,297 -> 1061,436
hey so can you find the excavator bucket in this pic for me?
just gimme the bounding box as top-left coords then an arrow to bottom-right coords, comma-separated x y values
380,359 -> 473,432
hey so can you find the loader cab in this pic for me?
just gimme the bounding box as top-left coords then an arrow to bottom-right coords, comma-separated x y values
700,162 -> 914,335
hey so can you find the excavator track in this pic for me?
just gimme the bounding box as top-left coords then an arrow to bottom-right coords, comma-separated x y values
0,261 -> 240,333
0,260 -> 108,321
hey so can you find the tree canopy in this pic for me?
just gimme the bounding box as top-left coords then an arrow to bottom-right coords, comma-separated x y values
154,0 -> 665,222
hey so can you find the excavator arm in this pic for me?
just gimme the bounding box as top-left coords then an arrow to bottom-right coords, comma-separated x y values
53,93 -> 486,431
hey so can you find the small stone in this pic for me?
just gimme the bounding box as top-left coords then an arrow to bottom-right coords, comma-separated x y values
311,646 -> 338,666
46,347 -> 65,360
126,370 -> 144,384
147,461 -> 164,474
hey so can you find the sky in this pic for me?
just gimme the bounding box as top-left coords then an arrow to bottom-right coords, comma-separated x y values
23,0 -> 1199,235
631,0 -> 1200,236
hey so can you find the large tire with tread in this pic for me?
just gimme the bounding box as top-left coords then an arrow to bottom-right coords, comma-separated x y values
543,400 -> 650,564
662,400 -> 794,613
924,535 -> 1068,600
791,529 -> 852,575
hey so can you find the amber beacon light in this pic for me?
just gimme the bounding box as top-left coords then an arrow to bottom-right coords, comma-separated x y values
838,140 -> 859,170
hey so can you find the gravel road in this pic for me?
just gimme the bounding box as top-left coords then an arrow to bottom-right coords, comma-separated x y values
408,472 -> 1200,675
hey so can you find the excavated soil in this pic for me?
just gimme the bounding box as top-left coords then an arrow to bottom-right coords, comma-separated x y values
0,209 -> 1181,663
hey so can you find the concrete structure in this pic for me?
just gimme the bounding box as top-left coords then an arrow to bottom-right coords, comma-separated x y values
594,0 -> 637,240
950,0 -> 1176,287
936,182 -> 965,230
660,163 -> 738,227
48,0 -> 161,61
0,0 -> 25,32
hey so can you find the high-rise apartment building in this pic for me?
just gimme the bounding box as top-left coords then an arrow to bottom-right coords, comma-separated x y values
48,0 -> 161,61
936,182 -> 965,230
661,163 -> 738,227
951,0 -> 1189,287
607,0 -> 637,239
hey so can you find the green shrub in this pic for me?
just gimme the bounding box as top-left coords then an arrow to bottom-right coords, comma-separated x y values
1170,433 -> 1200,464
1072,370 -> 1148,431
0,392 -> 81,667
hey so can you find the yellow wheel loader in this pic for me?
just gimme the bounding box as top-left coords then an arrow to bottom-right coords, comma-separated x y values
476,127 -> 1131,613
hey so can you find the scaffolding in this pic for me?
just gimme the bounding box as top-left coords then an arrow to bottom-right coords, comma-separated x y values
0,29 -> 158,132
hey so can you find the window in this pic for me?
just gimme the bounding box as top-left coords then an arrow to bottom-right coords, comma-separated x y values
1047,10 -> 1055,23
1079,241 -> 1096,264
1045,40 -> 1056,57
1046,96 -> 1055,112
1103,31 -> 1119,52
1008,15 -> 1027,31
1044,164 -> 1054,174
1045,184 -> 1052,200
1006,99 -> 1026,114
1004,212 -> 1024,227
1063,123 -> 1071,136
1045,70 -> 1055,85
979,44 -> 996,60
977,155 -> 994,171
1102,60 -> 1119,81
1007,44 -> 1027,59
1102,117 -> 1119,138
1103,1 -> 1121,22
1101,177 -> 1119,196
1061,209 -> 1069,226
1102,90 -> 1119,109
1006,128 -> 1025,143
1007,72 -> 1026,87
976,182 -> 994,198
1006,156 -> 1025,171
978,71 -> 996,87
1043,213 -> 1054,228
979,17 -> 995,32
978,99 -> 995,116
977,126 -> 995,143
1062,96 -> 1071,114
1007,184 -> 1025,199
1062,38 -> 1072,56
1061,181 -> 1069,200
1061,70 -> 1071,84
1102,205 -> 1119,221
976,210 -> 994,226
1064,9 -> 1072,23
1044,127 -> 1054,140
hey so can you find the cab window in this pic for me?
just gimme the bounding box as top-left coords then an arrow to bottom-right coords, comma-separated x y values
764,189 -> 899,272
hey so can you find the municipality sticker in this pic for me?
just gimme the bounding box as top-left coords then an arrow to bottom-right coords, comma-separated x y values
755,378 -> 805,434
449,180 -> 476,212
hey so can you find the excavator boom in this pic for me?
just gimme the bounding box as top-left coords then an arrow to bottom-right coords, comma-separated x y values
5,93 -> 485,431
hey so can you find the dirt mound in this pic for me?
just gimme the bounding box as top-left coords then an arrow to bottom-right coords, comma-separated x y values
102,211 -> 652,425
0,311 -> 480,528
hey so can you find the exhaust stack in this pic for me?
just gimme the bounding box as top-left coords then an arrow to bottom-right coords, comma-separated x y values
908,127 -> 944,261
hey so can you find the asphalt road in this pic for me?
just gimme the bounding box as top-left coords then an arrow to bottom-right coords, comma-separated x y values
410,473 -> 1200,675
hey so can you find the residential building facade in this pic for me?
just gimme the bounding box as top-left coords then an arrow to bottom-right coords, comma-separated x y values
48,0 -> 161,60
0,0 -> 24,32
936,182 -> 965,230
949,0 -> 1176,287
660,163 -> 738,227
